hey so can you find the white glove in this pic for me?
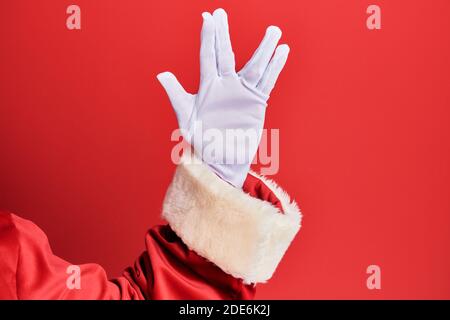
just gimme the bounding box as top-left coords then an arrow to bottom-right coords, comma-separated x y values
157,8 -> 289,188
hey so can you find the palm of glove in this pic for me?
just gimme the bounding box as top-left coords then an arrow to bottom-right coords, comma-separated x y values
157,9 -> 289,187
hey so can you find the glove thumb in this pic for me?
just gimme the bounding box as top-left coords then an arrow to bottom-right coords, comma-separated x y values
157,72 -> 194,130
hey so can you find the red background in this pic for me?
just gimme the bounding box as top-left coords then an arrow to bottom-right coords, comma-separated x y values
1,0 -> 450,299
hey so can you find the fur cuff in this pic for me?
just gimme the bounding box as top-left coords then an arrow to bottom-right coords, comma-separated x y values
162,154 -> 302,284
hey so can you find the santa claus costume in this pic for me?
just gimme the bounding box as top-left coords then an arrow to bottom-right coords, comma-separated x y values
0,8 -> 301,300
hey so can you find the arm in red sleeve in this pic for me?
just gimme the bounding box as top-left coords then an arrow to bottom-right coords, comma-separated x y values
0,155 -> 301,300
0,212 -> 254,299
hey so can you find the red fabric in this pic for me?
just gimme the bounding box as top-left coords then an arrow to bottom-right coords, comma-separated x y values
243,174 -> 284,213
0,173 -> 281,300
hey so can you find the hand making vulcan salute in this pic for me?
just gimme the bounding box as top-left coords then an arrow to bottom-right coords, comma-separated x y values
0,9 -> 302,300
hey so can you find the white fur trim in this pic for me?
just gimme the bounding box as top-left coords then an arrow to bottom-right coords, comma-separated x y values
162,154 -> 302,284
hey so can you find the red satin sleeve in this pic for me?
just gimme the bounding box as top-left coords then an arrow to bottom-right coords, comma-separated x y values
0,173 -> 282,300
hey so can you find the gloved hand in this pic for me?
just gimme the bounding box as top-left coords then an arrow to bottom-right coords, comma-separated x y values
157,8 -> 289,188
